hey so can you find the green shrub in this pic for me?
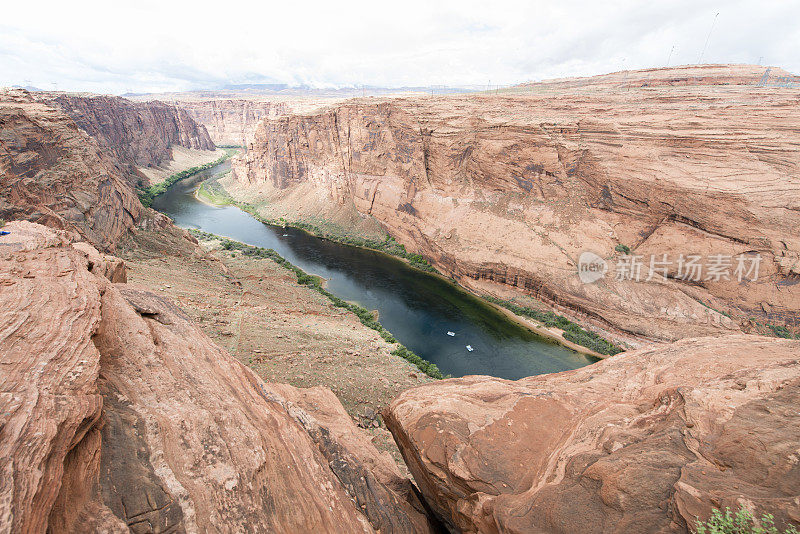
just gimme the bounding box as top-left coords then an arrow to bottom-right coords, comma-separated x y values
482,295 -> 623,356
768,324 -> 798,339
615,244 -> 631,255
695,507 -> 798,534
391,347 -> 443,379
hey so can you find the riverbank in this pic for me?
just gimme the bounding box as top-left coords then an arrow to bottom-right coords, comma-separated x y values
118,224 -> 434,468
195,175 -> 625,358
188,229 -> 445,379
196,178 -> 439,272
137,147 -> 238,207
487,302 -> 606,359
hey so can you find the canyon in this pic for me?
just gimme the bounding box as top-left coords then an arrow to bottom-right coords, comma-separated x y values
228,64 -> 800,346
131,95 -> 352,146
0,221 -> 434,533
1,65 -> 799,533
0,89 -> 438,531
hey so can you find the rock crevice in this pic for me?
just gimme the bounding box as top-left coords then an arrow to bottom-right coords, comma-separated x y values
0,221 -> 435,533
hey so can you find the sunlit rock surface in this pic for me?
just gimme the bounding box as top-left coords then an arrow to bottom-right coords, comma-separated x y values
385,334 -> 800,533
232,64 -> 800,343
0,221 -> 434,533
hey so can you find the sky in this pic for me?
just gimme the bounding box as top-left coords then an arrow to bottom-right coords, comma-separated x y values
1,0 -> 799,94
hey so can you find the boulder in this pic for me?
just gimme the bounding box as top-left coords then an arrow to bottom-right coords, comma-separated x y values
385,334 -> 800,533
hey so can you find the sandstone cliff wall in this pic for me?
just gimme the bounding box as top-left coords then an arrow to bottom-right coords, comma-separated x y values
42,93 -> 215,170
232,65 -> 800,342
0,90 -> 143,250
0,221 -> 435,533
175,99 -> 287,146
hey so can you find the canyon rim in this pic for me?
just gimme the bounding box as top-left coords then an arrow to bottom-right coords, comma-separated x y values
2,2 -> 800,533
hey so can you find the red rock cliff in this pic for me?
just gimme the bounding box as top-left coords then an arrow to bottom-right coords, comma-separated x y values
0,221 -> 435,533
0,90 -> 143,250
42,93 -> 215,171
232,65 -> 800,342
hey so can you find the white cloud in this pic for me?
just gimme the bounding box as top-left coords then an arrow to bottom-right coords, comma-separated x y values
1,0 -> 798,93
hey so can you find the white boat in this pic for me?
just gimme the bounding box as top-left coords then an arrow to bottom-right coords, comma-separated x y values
447,331 -> 455,336
466,345 -> 473,351
282,234 -> 289,237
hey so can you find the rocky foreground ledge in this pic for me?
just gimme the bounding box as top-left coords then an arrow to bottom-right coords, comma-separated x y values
0,221 -> 434,533
1,221 -> 798,534
385,333 -> 800,533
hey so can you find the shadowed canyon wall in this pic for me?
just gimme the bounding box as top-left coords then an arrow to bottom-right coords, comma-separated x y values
232,65 -> 800,342
0,90 -> 143,250
44,93 -> 214,169
1,89 -> 218,250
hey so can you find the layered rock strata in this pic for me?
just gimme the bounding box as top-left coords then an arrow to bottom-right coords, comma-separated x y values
0,90 -> 142,250
173,99 -> 287,146
231,65 -> 800,342
43,93 -> 215,169
384,334 -> 800,533
0,221 -> 434,533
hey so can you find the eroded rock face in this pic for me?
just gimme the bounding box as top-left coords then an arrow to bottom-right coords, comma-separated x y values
232,65 -> 800,342
0,221 -> 434,533
174,99 -> 288,146
384,335 -> 800,533
0,90 -> 143,250
43,93 -> 215,169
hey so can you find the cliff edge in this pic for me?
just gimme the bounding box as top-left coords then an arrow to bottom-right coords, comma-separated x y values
385,334 -> 800,533
0,221 -> 435,533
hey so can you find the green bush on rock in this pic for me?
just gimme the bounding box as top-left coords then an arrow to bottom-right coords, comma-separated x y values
695,507 -> 798,534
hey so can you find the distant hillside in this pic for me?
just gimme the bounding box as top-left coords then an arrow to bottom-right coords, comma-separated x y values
513,63 -> 797,91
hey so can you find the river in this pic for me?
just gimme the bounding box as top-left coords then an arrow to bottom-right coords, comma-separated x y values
152,159 -> 597,379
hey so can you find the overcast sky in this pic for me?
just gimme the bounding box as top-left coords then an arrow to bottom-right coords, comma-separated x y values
1,0 -> 798,94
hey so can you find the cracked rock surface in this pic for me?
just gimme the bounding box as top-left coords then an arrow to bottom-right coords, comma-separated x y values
0,221 -> 434,533
385,333 -> 800,533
